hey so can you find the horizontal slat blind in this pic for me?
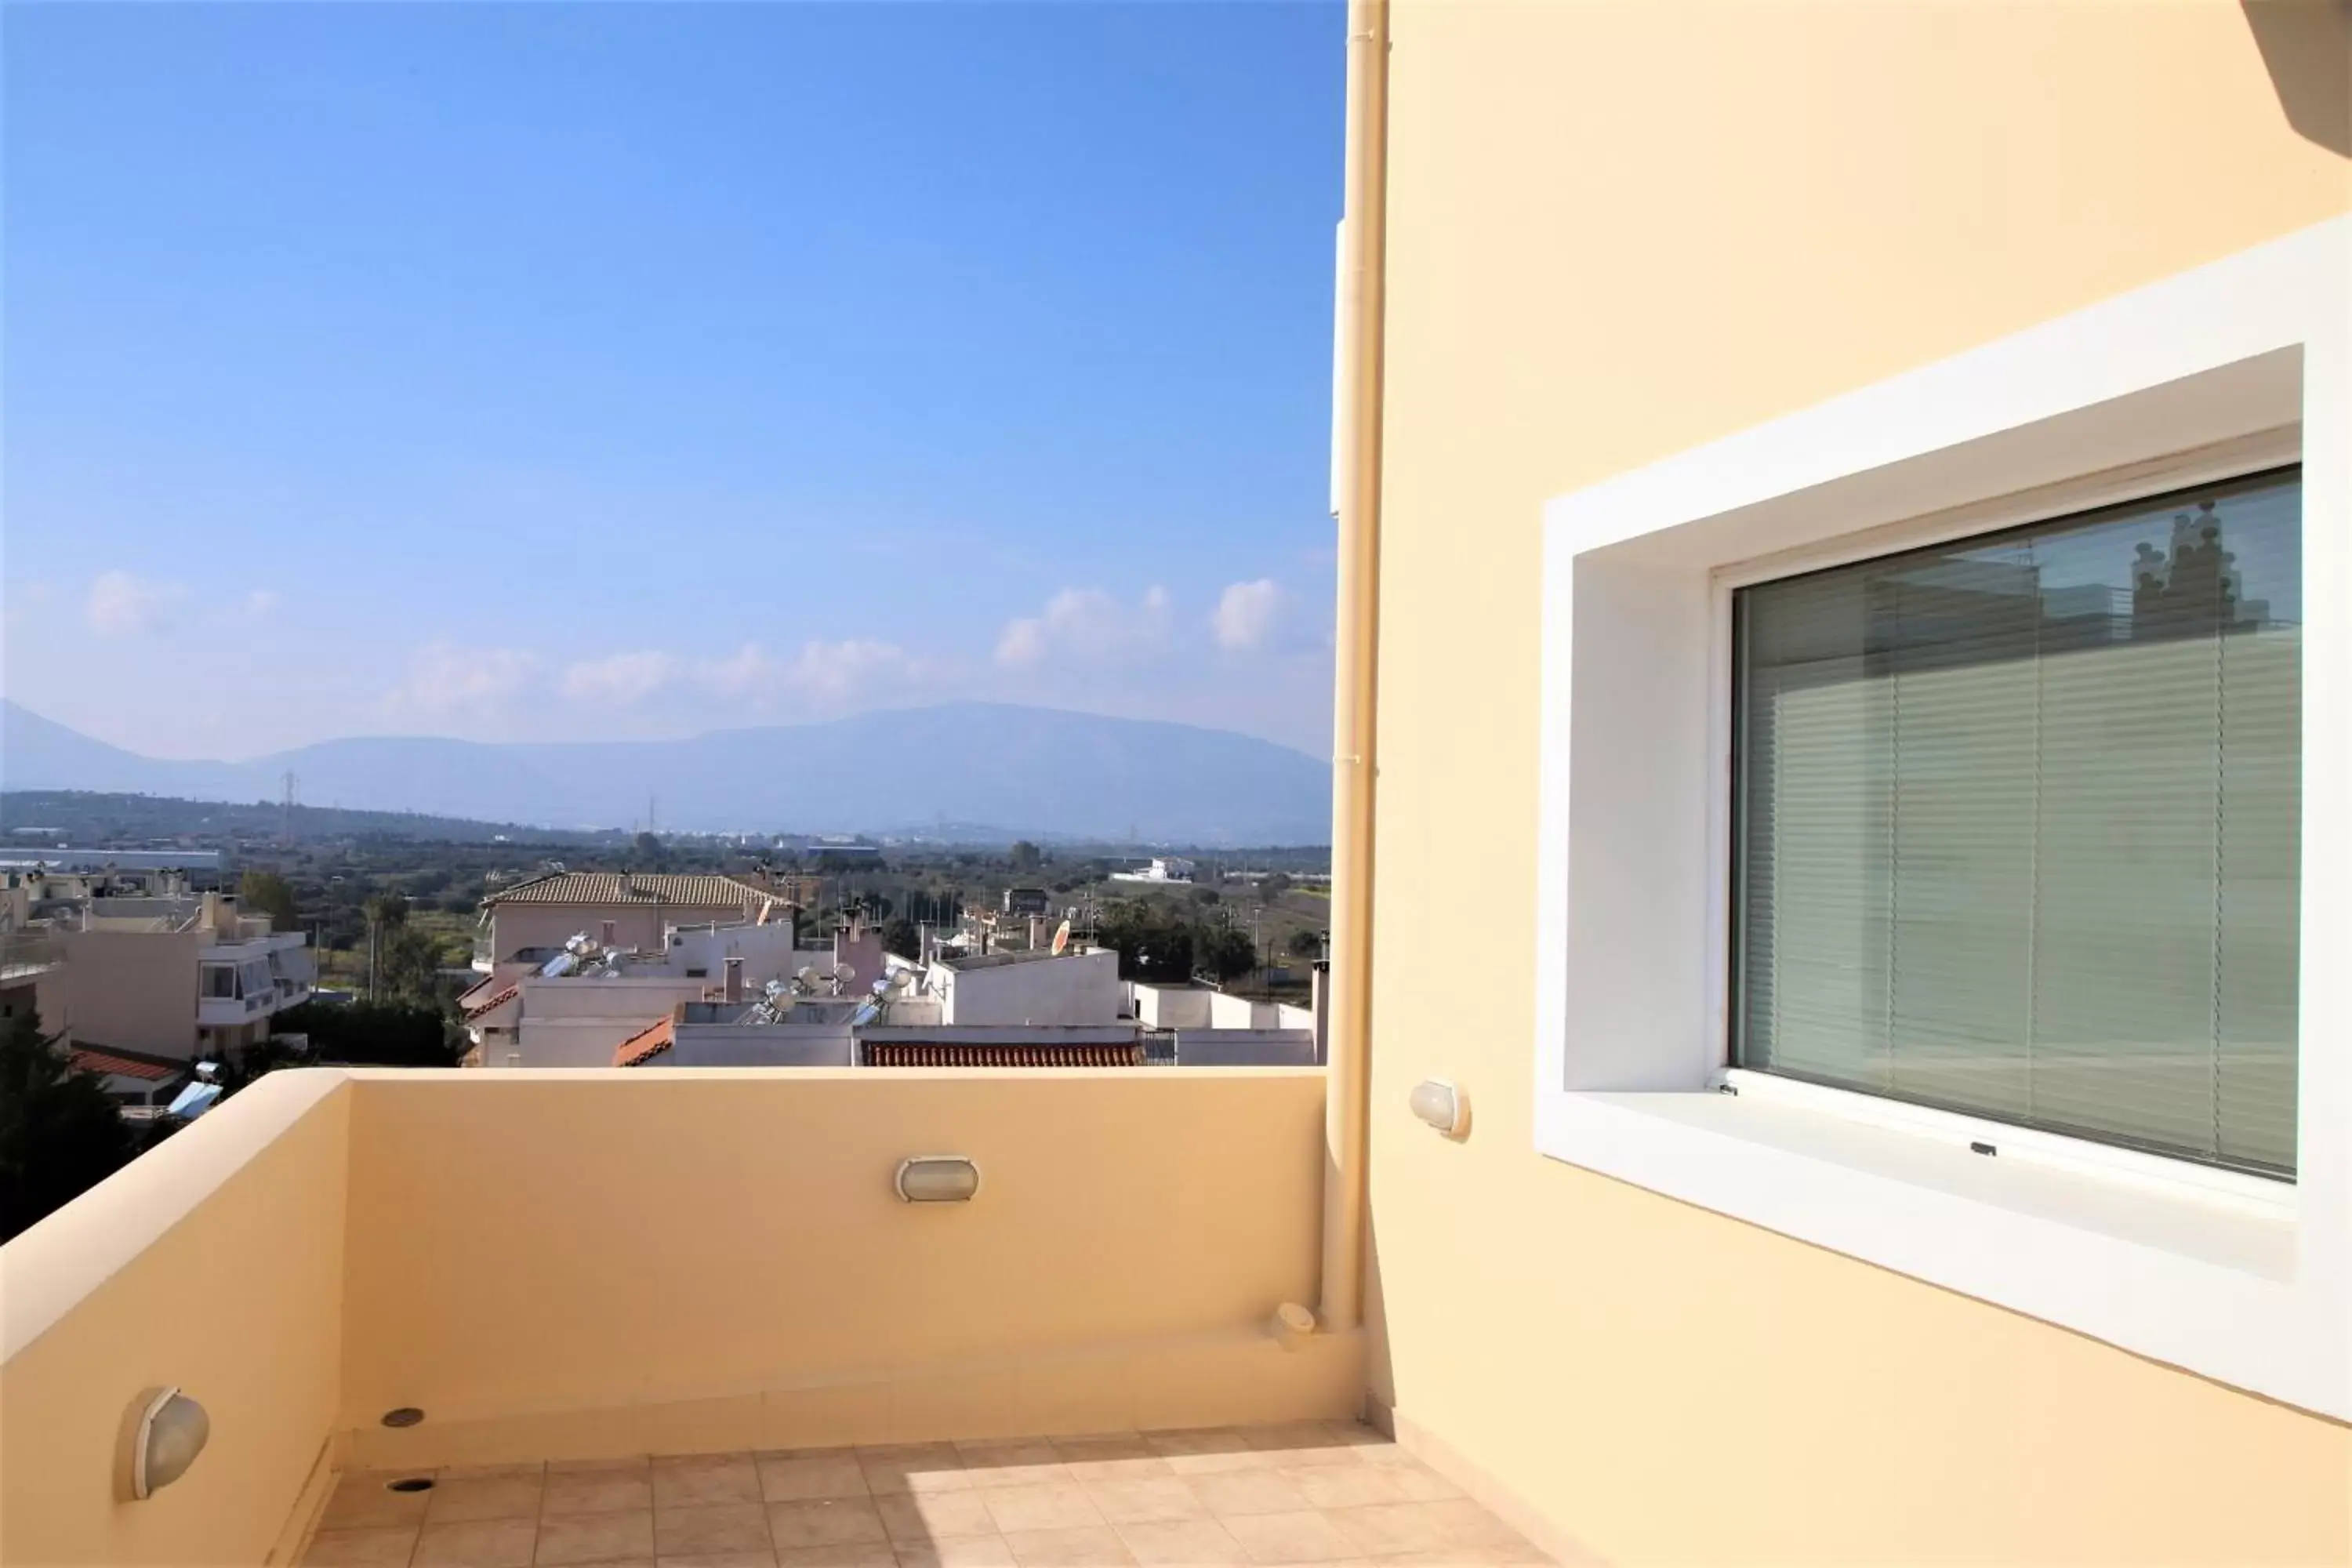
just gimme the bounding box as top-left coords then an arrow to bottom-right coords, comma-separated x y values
1733,470 -> 2301,1176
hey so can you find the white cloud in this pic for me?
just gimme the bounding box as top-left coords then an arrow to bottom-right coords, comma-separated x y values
995,586 -> 1171,668
689,638 -> 937,712
380,642 -> 541,724
1212,579 -> 1283,651
245,589 -> 279,617
695,641 -> 781,698
85,571 -> 186,636
562,649 -> 684,706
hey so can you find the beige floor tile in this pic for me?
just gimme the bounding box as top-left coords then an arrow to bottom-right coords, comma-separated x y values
536,1509 -> 657,1565
1142,1433 -> 1265,1476
1218,1511 -> 1356,1566
956,1441 -> 1071,1490
891,1539 -> 1018,1568
1240,1428 -> 1367,1471
1003,1526 -> 1134,1567
1279,1465 -> 1458,1511
657,1503 -> 774,1557
878,1490 -> 1001,1543
550,1455 -> 652,1475
1324,1501 -> 1533,1560
303,1526 -> 419,1566
761,1452 -> 872,1503
546,1471 -> 657,1515
981,1483 -> 1106,1534
775,1547 -> 898,1568
441,1463 -> 550,1482
860,1444 -> 972,1496
656,1455 -> 765,1510
769,1498 -> 891,1549
1079,1479 -> 1203,1526
1180,1472 -> 1312,1521
415,1517 -> 538,1568
430,1475 -> 547,1523
1052,1438 -> 1167,1484
1113,1519 -> 1249,1568
658,1553 -> 781,1568
322,1472 -> 437,1530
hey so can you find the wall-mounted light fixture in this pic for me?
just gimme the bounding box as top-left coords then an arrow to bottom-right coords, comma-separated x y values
896,1155 -> 980,1203
1408,1079 -> 1470,1138
120,1386 -> 209,1500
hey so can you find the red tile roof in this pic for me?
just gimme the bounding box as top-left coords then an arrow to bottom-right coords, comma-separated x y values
483,872 -> 793,909
463,982 -> 521,1019
612,1017 -> 676,1067
863,1041 -> 1142,1069
69,1048 -> 183,1082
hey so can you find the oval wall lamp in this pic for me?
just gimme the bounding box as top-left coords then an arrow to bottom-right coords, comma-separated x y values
1408,1079 -> 1470,1138
119,1386 -> 209,1500
896,1156 -> 980,1203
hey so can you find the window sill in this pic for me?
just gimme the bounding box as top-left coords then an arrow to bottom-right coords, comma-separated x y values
1535,1083 -> 2339,1413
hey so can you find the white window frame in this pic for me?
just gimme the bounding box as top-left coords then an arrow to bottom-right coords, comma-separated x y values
1533,218 -> 2349,1417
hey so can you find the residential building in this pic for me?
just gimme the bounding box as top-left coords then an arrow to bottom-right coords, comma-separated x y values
472,870 -> 793,972
22,889 -> 315,1058
1109,855 -> 1196,883
4,8 -> 2347,1568
924,947 -> 1123,1027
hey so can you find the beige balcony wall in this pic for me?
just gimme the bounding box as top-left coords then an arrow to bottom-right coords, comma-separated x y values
337,1067 -> 1348,1468
0,1073 -> 352,1568
1367,2 -> 2351,1564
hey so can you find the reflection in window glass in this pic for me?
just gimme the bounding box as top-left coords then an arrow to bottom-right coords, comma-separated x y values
1732,469 -> 2301,1176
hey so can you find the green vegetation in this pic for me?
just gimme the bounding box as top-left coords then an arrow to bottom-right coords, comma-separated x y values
0,1007 -> 170,1243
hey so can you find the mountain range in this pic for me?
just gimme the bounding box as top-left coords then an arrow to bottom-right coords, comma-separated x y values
0,699 -> 1332,844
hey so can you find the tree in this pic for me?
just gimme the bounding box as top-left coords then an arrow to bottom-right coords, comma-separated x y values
365,891 -> 410,931
1010,840 -> 1044,873
376,924 -> 451,1002
880,917 -> 922,962
631,831 -> 667,868
1258,873 -> 1294,903
1287,927 -> 1328,960
0,1007 -> 136,1243
1196,924 -> 1258,984
239,869 -> 300,931
274,1000 -> 463,1067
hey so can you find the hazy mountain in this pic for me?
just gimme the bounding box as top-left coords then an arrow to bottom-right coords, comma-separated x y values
0,699 -> 1331,844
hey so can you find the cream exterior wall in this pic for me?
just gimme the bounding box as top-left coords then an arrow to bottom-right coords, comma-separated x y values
1366,3 -> 2351,1564
0,1067 -> 1352,1565
55,928 -> 201,1057
0,1073 -> 350,1568
486,900 -> 751,961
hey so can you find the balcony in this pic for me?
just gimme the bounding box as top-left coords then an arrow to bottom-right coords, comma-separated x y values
0,1068 -> 1543,1567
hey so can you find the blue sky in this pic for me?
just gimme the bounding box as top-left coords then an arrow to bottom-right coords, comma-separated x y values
3,2 -> 1344,760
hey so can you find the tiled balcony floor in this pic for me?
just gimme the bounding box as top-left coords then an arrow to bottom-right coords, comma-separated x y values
300,1422 -> 1551,1568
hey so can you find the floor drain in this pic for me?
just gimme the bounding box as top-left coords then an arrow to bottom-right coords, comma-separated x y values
380,1406 -> 425,1428
386,1477 -> 435,1494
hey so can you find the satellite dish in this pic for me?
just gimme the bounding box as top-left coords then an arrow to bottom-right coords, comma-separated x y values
1051,919 -> 1072,956
797,965 -> 820,984
832,964 -> 855,981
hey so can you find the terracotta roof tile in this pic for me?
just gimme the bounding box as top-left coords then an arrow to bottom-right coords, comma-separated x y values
463,982 -> 522,1019
863,1041 -> 1142,1069
69,1048 -> 184,1082
612,1016 -> 676,1067
482,872 -> 793,910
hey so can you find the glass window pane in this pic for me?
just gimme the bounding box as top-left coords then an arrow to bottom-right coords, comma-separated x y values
1732,469 -> 2301,1177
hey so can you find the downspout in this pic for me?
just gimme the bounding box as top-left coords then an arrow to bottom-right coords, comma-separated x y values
1319,0 -> 1388,1336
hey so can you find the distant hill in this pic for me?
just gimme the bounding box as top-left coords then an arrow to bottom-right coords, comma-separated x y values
0,699 -> 1332,844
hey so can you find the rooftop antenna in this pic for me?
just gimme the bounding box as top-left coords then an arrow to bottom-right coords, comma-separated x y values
280,771 -> 298,846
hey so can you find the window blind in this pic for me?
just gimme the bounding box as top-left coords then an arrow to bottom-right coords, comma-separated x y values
1732,469 -> 2301,1177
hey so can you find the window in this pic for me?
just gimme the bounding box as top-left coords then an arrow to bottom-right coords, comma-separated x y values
201,965 -> 237,999
1530,220 -> 2349,1418
1731,470 -> 2301,1176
